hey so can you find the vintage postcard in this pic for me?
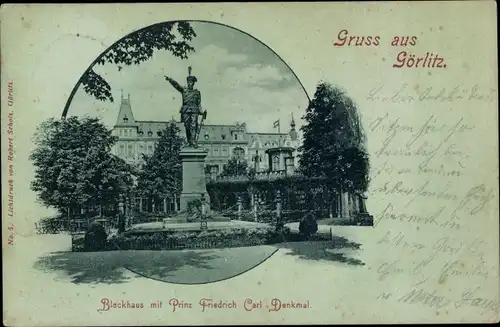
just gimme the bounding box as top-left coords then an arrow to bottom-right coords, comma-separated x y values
1,2 -> 499,326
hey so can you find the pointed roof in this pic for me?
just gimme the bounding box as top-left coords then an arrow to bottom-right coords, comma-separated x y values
289,113 -> 298,141
115,92 -> 135,126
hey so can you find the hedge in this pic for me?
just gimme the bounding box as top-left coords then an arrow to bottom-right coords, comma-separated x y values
72,225 -> 336,252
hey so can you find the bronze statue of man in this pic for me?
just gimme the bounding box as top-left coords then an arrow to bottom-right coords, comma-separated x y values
164,66 -> 205,147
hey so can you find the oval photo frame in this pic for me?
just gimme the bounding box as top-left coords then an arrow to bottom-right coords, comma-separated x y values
65,20 -> 310,285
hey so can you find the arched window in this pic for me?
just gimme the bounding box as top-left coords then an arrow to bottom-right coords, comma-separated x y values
147,130 -> 153,137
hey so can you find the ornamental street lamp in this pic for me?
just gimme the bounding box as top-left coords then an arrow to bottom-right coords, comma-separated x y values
237,194 -> 243,220
275,190 -> 283,232
200,193 -> 208,231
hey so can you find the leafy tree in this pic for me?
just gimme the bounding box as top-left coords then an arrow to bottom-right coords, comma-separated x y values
136,122 -> 183,210
30,117 -> 133,218
62,21 -> 197,118
89,154 -> 135,215
298,82 -> 369,193
220,157 -> 249,177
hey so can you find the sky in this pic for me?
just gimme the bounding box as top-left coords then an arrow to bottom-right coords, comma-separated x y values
68,21 -> 309,134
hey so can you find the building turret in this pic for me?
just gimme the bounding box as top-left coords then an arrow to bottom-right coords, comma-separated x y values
116,91 -> 135,126
289,113 -> 298,141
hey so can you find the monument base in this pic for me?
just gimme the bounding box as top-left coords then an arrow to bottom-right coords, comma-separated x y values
179,147 -> 211,216
179,192 -> 210,214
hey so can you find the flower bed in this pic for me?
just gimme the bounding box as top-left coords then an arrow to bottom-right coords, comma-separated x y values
71,224 -> 336,252
100,227 -> 284,251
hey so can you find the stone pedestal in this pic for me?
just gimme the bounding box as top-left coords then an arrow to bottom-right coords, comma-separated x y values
179,147 -> 210,212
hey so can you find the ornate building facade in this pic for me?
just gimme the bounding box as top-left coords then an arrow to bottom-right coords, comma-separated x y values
111,94 -> 301,174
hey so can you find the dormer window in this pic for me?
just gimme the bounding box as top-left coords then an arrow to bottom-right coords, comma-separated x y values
157,131 -> 162,136
123,116 -> 128,123
204,134 -> 209,140
147,130 -> 153,137
234,134 -> 238,140
221,134 -> 226,140
138,130 -> 144,136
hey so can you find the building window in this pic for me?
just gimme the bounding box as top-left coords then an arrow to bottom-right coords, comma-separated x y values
139,145 -> 144,154
123,116 -> 128,123
234,134 -> 238,140
213,147 -> 219,157
221,134 -> 226,140
233,147 -> 245,159
138,130 -> 144,136
148,145 -> 153,153
119,130 -> 123,136
124,130 -> 128,136
147,130 -> 153,137
204,134 -> 209,140
222,148 -> 228,157
119,144 -> 125,155
272,155 -> 279,170
157,131 -> 162,136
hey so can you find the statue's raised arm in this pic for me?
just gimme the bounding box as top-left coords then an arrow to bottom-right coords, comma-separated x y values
164,75 -> 184,93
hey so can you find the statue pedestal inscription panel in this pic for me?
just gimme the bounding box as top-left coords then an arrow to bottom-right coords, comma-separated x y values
179,147 -> 209,212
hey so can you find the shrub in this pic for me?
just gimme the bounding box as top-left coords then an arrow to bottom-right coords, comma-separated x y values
71,235 -> 85,251
299,212 -> 318,238
83,222 -> 108,252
